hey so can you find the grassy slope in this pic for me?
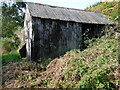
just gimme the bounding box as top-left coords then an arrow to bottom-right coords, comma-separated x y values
86,1 -> 119,20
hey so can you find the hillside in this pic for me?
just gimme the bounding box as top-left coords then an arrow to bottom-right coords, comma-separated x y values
2,25 -> 120,89
86,1 -> 119,21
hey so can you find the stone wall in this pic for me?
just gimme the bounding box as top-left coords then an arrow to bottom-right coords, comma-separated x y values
31,18 -> 82,60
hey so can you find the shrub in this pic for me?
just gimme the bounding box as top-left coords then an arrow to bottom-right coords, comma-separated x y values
2,35 -> 21,54
103,2 -> 113,9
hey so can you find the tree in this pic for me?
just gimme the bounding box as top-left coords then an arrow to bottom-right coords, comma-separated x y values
2,2 -> 25,37
2,2 -> 26,53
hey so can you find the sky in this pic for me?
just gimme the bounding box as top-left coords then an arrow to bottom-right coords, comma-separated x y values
1,0 -> 114,10
24,0 -> 113,10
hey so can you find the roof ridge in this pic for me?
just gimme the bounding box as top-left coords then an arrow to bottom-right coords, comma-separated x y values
27,2 -> 100,13
26,2 -> 114,24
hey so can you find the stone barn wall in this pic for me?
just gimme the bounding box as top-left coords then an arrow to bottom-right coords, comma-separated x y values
31,17 -> 82,60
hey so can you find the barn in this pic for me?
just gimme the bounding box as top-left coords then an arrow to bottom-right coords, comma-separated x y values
22,2 -> 114,61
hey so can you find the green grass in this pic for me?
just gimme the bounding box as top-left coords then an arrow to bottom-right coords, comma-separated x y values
2,52 -> 27,65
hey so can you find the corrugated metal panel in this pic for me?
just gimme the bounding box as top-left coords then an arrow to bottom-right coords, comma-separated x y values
27,2 -> 114,24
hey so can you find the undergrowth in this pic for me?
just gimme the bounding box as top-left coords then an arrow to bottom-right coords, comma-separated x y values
2,25 -> 119,89
86,1 -> 119,21
46,25 -> 119,89
50,37 -> 119,89
2,52 -> 27,66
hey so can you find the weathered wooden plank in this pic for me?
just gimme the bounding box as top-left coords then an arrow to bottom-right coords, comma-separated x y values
30,18 -> 82,60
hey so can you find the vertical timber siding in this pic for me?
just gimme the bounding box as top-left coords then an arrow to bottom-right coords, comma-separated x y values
31,17 -> 82,60
22,3 -> 114,61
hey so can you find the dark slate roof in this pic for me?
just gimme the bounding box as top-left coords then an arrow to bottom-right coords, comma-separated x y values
27,2 -> 114,24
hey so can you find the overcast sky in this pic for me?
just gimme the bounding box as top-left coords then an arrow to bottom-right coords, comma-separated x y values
24,0 -> 113,10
